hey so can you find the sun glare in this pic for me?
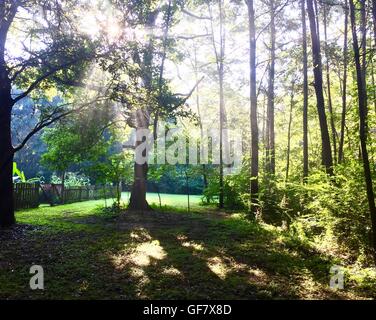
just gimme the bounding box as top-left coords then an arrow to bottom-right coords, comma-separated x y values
79,8 -> 122,43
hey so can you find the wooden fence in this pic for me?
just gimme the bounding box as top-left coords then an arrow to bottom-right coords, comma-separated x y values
14,183 -> 40,210
14,183 -> 119,210
62,185 -> 118,204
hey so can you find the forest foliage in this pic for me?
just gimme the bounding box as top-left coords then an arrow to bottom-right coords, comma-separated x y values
1,0 -> 376,269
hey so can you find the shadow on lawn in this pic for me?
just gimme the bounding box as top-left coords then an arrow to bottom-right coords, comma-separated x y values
0,209 -> 359,299
91,210 -> 351,300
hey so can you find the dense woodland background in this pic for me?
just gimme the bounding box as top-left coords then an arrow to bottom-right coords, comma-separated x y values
1,0 -> 376,291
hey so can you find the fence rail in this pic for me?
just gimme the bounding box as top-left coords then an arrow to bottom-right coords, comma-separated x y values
14,183 -> 119,210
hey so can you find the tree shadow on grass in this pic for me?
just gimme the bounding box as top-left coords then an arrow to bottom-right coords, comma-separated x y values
0,209 -> 366,299
96,210 -> 357,300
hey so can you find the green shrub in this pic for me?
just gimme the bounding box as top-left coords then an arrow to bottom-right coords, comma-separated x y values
282,163 -> 373,263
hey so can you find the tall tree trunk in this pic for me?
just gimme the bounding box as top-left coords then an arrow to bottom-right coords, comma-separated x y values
128,160 -> 151,211
302,0 -> 309,180
323,5 -> 338,164
339,0 -> 349,163
208,0 -> 227,209
128,10 -> 159,211
286,81 -> 295,183
371,60 -> 376,115
360,0 -> 367,118
0,17 -> 16,227
247,0 -> 259,213
262,94 -> 267,172
350,0 -> 376,261
314,0 -> 320,42
128,111 -> 151,211
219,65 -> 225,209
193,46 -> 209,191
373,0 -> 376,45
306,0 -> 334,175
0,106 -> 15,227
266,0 -> 276,175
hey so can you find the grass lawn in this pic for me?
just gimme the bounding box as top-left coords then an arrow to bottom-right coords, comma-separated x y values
121,192 -> 202,208
0,197 -> 375,300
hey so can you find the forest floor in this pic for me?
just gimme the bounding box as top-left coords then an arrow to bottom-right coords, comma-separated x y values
0,199 -> 375,300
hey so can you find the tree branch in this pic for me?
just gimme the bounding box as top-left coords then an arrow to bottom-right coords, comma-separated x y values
172,76 -> 205,109
13,97 -> 106,153
12,56 -> 91,104
256,0 -> 289,41
182,9 -> 211,20
13,110 -> 72,153
174,34 -> 212,40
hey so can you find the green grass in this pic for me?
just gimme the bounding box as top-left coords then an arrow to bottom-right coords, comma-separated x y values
0,198 -> 374,300
121,192 -> 202,208
36,192 -> 201,213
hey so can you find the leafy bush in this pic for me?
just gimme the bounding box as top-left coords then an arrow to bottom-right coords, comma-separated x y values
281,163 -> 374,263
202,165 -> 249,209
212,159 -> 375,263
